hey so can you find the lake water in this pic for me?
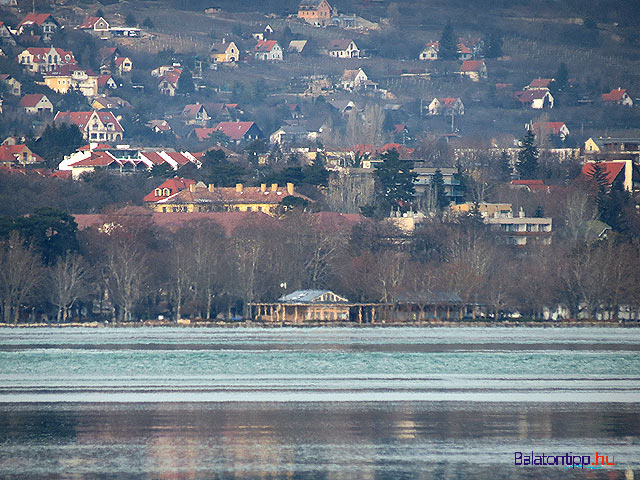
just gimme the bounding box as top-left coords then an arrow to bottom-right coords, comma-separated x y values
0,327 -> 638,479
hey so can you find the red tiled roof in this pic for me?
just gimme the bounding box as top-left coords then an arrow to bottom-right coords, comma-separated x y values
182,103 -> 205,117
20,47 -> 76,65
602,88 -> 627,102
54,110 -> 124,133
254,40 -> 278,52
581,161 -> 625,186
460,60 -> 484,72
69,151 -> 117,167
97,74 -> 114,88
160,70 -> 181,85
19,93 -> 46,107
114,56 -> 128,67
425,41 -> 439,48
158,183 -> 309,206
528,78 -> 552,89
78,143 -> 111,151
0,144 -> 43,163
214,121 -> 257,141
531,122 -> 567,135
79,16 -> 100,29
457,43 -> 472,54
139,152 -> 165,165
393,124 -> 406,134
143,177 -> 196,203
440,97 -> 459,105
194,128 -> 217,142
18,13 -> 55,28
509,179 -> 550,192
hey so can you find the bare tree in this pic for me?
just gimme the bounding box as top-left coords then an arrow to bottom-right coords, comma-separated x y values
0,232 -> 43,323
103,243 -> 149,323
49,253 -> 90,323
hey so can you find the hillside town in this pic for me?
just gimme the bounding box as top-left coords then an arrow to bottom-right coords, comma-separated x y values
0,0 -> 639,324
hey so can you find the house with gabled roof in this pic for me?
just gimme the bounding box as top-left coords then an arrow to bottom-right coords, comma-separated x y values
97,74 -> 117,91
144,177 -> 197,204
17,46 -> 76,73
581,160 -> 639,192
54,110 -> 124,142
91,96 -> 132,111
43,64 -> 98,96
79,16 -> 110,38
114,56 -> 132,75
0,21 -> 16,46
147,119 -> 172,134
19,93 -> 53,114
340,67 -> 375,91
428,97 -> 464,116
181,103 -> 211,125
525,78 -> 553,91
583,137 -> 640,159
17,13 -> 59,42
457,42 -> 472,60
211,121 -> 263,143
419,41 -> 439,61
459,60 -> 487,81
327,38 -> 360,58
0,143 -> 43,166
602,88 -> 633,106
529,121 -> 570,141
210,40 -> 239,63
0,74 -> 21,96
158,69 -> 182,96
298,0 -> 333,26
514,90 -> 554,109
254,40 -> 283,61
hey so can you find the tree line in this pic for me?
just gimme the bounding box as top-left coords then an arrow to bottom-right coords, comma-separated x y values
1,200 -> 639,323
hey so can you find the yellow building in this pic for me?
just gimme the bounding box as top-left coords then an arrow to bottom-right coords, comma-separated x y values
450,202 -> 512,218
210,41 -> 239,63
153,181 -> 309,215
43,66 -> 98,97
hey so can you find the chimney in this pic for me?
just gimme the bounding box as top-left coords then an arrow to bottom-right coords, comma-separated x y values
519,207 -> 525,218
271,183 -> 278,192
260,183 -> 266,192
189,183 -> 196,192
286,182 -> 294,195
236,183 -> 243,193
208,184 -> 215,192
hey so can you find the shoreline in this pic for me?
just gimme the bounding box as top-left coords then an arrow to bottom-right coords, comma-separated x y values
0,320 -> 638,328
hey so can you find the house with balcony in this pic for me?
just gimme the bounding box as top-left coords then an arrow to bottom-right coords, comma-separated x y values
412,166 -> 464,204
17,13 -> 59,42
485,207 -> 552,246
17,47 -> 76,73
43,65 -> 99,97
54,110 -> 124,142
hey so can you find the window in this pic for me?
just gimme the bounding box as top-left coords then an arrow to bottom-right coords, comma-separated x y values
155,188 -> 162,196
163,188 -> 170,196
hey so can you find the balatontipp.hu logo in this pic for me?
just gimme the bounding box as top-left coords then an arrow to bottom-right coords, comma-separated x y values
514,451 -> 615,469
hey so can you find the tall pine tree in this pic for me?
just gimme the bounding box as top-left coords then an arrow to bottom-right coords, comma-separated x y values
439,22 -> 458,60
516,130 -> 539,179
374,149 -> 416,214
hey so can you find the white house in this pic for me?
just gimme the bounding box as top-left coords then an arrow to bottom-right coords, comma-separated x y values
327,39 -> 360,58
428,97 -> 464,116
254,40 -> 283,61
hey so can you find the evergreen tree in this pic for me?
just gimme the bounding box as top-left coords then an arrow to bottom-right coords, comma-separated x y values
516,130 -> 539,179
431,169 -> 449,210
29,123 -> 84,169
177,69 -> 195,94
499,150 -> 512,181
374,149 -> 416,213
125,13 -> 137,27
439,22 -> 458,60
588,161 -> 630,232
485,31 -> 503,58
143,17 -> 154,29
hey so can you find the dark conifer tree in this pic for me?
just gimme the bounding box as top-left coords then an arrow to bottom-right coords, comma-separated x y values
439,22 -> 458,60
516,130 -> 539,179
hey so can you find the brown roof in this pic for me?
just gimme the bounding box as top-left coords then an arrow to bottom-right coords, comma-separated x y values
157,183 -> 310,206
